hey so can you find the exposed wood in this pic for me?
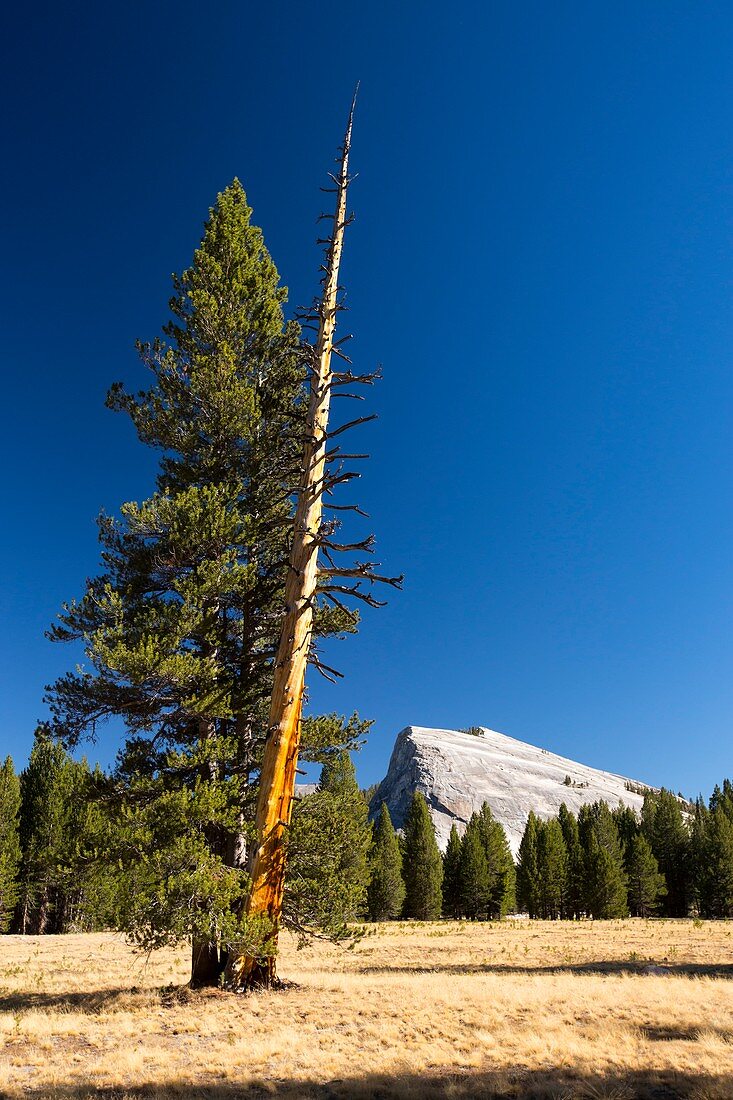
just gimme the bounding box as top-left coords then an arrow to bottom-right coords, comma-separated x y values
223,94 -> 357,990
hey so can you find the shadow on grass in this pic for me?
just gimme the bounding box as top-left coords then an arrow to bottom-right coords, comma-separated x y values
0,986 -> 180,1014
356,959 -> 733,979
2,958 -> 732,1015
11,1066 -> 733,1099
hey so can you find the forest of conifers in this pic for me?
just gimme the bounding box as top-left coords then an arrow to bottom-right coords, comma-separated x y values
2,729 -> 733,940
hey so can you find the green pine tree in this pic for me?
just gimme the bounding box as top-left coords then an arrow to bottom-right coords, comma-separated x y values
641,790 -> 690,916
44,182 -> 362,980
473,803 -> 516,917
16,729 -> 71,933
612,804 -> 640,860
696,807 -> 733,918
458,816 -> 490,919
626,833 -> 666,916
367,804 -> 405,921
578,801 -> 628,918
401,791 -> 443,920
689,797 -> 710,915
0,757 -> 21,932
442,823 -> 463,918
286,751 -> 372,936
535,818 -> 568,919
558,803 -> 583,918
710,779 -> 733,821
516,811 -> 540,918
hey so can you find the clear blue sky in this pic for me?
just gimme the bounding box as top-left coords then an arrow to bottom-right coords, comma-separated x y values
2,2 -> 732,797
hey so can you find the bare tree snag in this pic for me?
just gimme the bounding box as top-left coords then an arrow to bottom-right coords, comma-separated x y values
223,95 -> 358,990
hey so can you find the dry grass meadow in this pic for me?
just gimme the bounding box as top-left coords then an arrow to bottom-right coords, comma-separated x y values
2,920 -> 733,1099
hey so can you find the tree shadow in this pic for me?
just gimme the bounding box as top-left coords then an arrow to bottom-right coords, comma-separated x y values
356,959 -> 733,979
13,1066 -> 733,1099
2,957 -> 732,1015
0,986 -> 179,1014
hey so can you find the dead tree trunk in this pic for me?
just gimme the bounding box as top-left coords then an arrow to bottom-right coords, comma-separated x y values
223,98 -> 357,991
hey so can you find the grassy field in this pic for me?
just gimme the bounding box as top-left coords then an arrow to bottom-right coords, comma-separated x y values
2,920 -> 733,1099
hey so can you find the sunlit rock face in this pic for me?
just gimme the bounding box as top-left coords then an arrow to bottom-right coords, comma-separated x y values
370,726 -> 652,856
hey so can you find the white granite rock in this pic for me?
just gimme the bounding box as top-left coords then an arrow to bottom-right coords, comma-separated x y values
370,725 -> 654,856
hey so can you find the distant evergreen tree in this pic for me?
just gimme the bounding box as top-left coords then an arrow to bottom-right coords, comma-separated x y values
558,803 -> 583,918
612,804 -> 640,861
367,804 -> 405,921
689,797 -> 710,915
626,834 -> 666,916
401,791 -> 443,920
458,816 -> 491,919
442,823 -> 463,918
583,842 -> 628,919
285,751 -> 372,934
535,818 -> 568,919
13,729 -> 108,934
579,801 -> 628,918
710,779 -> 733,821
473,803 -> 516,917
641,790 -> 690,916
0,757 -> 21,932
16,729 -> 72,933
696,807 -> 733,918
516,811 -> 540,917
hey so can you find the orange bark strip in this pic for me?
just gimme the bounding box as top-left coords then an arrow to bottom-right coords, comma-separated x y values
224,96 -> 356,990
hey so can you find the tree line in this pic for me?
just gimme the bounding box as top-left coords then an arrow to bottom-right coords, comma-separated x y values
516,785 -> 733,919
3,730 -> 733,936
0,727 -> 373,938
0,734 -> 509,934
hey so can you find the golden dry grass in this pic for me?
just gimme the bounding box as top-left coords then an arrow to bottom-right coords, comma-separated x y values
2,920 -> 733,1098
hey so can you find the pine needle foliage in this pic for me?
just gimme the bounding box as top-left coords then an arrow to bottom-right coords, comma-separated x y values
626,834 -> 666,916
367,803 -> 405,921
401,791 -> 443,920
0,757 -> 21,932
516,810 -> 540,918
458,818 -> 490,919
441,823 -> 463,918
286,751 -> 372,938
43,182 -> 362,976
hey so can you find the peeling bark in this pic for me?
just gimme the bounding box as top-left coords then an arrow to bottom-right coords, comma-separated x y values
223,96 -> 356,990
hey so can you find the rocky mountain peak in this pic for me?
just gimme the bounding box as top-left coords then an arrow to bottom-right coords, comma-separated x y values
370,725 -> 657,855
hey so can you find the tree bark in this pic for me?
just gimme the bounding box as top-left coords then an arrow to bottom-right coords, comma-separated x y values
223,96 -> 355,990
190,937 -> 223,987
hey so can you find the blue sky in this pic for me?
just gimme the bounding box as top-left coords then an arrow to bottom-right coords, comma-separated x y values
2,2 -> 733,796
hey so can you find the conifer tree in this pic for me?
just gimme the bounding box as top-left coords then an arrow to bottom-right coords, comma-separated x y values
641,790 -> 690,916
473,803 -> 516,917
695,807 -> 733,918
401,791 -> 443,920
285,751 -> 372,934
612,804 -> 640,860
16,730 -> 72,933
0,757 -> 21,932
442,823 -> 463,918
626,834 -> 666,916
689,797 -> 710,915
367,804 -> 405,921
558,803 -> 583,918
44,182 -> 362,981
516,811 -> 540,918
578,801 -> 628,918
535,818 -> 568,919
458,817 -> 490,919
710,779 -> 733,821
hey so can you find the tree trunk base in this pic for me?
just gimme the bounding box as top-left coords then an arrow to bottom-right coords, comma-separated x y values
190,938 -> 225,988
222,955 -> 301,993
